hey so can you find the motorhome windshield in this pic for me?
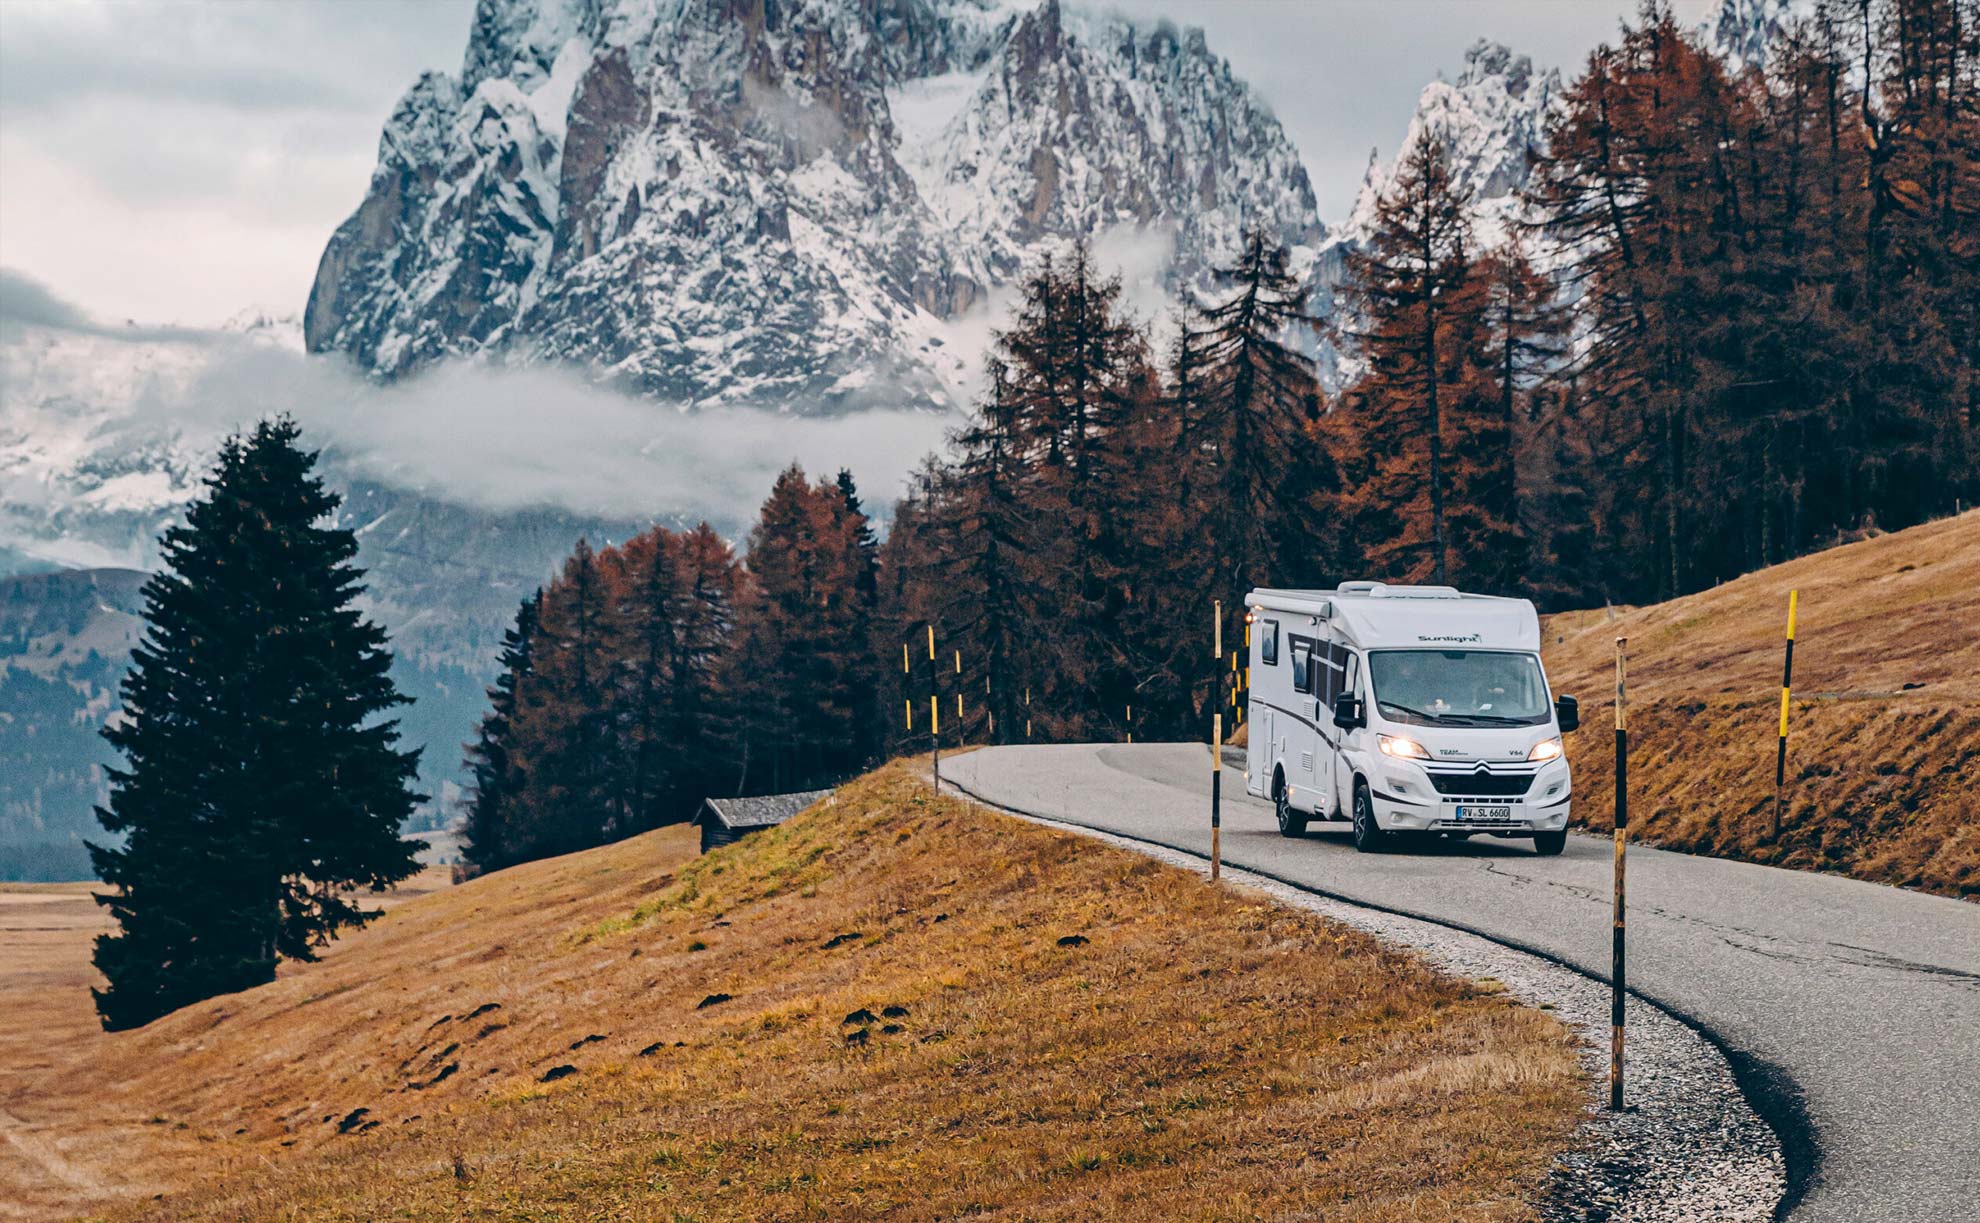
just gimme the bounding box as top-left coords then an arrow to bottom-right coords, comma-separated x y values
1368,650 -> 1551,727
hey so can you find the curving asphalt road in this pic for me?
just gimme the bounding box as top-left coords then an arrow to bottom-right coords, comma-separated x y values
941,743 -> 1980,1223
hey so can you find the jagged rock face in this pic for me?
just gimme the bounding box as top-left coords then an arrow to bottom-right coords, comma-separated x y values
306,0 -> 1323,410
1702,0 -> 1799,72
1332,39 -> 1560,258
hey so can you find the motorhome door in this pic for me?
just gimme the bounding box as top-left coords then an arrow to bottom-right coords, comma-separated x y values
1331,651 -> 1360,818
1288,635 -> 1323,807
1311,641 -> 1348,817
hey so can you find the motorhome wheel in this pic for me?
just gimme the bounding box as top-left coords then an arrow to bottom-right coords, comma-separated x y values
1532,830 -> 1567,856
1273,772 -> 1307,838
1351,782 -> 1389,853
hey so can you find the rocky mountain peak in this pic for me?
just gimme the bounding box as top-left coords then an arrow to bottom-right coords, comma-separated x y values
1331,37 -> 1557,257
1702,0 -> 1801,72
1455,38 -> 1534,99
305,0 -> 1322,411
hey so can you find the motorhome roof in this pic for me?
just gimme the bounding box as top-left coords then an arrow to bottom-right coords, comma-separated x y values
1245,584 -> 1540,652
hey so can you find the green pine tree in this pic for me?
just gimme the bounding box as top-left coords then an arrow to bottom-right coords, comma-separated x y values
88,418 -> 423,1030
462,591 -> 540,873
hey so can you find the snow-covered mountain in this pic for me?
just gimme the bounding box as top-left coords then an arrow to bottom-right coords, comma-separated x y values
305,0 -> 1324,410
1330,39 -> 1559,259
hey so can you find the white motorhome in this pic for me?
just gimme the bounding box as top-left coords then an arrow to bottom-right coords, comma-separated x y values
1243,582 -> 1581,854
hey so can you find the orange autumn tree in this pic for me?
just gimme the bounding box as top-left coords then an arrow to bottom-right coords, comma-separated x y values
1333,130 -> 1536,593
725,464 -> 885,795
468,523 -> 747,868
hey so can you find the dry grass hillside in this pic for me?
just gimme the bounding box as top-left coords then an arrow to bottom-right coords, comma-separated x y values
1543,511 -> 1980,897
4,763 -> 1584,1223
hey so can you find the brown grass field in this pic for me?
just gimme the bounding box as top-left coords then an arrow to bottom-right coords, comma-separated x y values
1543,511 -> 1979,897
2,764 -> 1585,1222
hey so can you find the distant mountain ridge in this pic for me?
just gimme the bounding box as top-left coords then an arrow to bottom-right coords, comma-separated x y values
305,0 -> 1325,410
0,567 -> 143,880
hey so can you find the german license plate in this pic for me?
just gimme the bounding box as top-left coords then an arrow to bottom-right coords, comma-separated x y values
1456,805 -> 1513,821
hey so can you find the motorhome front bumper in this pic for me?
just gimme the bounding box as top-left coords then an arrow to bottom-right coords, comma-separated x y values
1369,759 -> 1570,833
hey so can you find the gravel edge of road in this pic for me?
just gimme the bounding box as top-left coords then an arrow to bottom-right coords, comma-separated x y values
946,779 -> 1788,1222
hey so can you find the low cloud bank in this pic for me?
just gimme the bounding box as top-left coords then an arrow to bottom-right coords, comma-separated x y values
170,344 -> 958,523
5,268 -> 960,528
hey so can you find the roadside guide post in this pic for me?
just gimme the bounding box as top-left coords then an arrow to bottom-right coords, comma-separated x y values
1612,636 -> 1628,1112
1210,713 -> 1223,882
1210,600 -> 1224,881
1772,590 -> 1798,839
928,625 -> 940,795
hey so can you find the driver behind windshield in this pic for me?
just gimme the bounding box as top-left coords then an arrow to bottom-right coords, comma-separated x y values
1370,650 -> 1551,727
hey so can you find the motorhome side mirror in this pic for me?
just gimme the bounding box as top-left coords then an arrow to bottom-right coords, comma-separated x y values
1332,694 -> 1365,730
1555,695 -> 1580,733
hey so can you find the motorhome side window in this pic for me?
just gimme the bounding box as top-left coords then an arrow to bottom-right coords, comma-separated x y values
1290,638 -> 1313,693
1260,621 -> 1279,665
1315,641 -> 1344,706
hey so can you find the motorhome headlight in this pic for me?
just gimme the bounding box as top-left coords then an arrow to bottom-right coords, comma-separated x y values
1528,738 -> 1563,762
1378,734 -> 1429,760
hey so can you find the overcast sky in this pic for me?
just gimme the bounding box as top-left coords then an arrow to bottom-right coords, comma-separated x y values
0,0 -> 1717,328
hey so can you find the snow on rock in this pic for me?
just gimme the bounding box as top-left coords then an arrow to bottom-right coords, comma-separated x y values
305,0 -> 1324,412
1702,0 -> 1801,73
1329,39 -> 1559,257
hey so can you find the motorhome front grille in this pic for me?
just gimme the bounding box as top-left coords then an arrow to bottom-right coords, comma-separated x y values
1426,771 -> 1535,797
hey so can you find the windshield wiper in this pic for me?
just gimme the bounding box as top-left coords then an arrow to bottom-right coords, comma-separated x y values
1378,701 -> 1446,722
1379,702 -> 1526,727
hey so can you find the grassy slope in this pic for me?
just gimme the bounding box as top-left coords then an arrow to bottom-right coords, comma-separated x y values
1543,511 -> 1979,897
10,765 -> 1585,1223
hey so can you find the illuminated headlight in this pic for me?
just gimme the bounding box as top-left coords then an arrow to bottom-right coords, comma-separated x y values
1378,734 -> 1429,760
1528,738 -> 1563,762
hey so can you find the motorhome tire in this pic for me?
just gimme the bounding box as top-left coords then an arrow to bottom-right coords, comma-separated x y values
1532,830 -> 1567,856
1273,773 -> 1307,838
1351,782 -> 1389,853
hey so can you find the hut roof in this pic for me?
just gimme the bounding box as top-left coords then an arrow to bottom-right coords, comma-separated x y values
695,790 -> 832,831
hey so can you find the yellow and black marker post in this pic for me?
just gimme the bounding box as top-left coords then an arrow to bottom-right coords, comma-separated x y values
1611,635 -> 1628,1112
928,625 -> 940,795
1772,590 -> 1798,839
1210,712 -> 1223,882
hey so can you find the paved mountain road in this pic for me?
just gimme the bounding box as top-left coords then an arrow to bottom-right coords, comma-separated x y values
941,744 -> 1980,1223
